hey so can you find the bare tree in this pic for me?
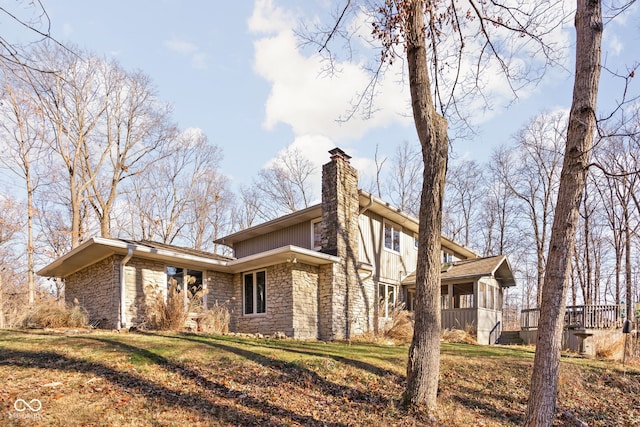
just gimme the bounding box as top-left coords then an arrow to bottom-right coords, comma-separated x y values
232,185 -> 265,231
27,44 -> 109,248
385,141 -> 421,217
479,161 -> 520,257
525,0 -> 604,422
495,111 -> 566,306
307,0 -> 563,410
84,65 -> 177,238
252,146 -> 316,219
0,61 -> 48,305
121,130 -> 223,247
0,195 -> 23,327
183,163 -> 234,253
443,159 -> 483,246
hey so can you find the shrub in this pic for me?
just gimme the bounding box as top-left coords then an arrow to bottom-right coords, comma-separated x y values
144,285 -> 185,331
382,305 -> 414,344
442,328 -> 477,344
21,300 -> 88,328
196,301 -> 230,334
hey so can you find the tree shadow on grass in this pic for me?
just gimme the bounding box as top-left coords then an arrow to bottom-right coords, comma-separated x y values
449,385 -> 524,425
83,336 -> 353,426
0,342 -> 345,427
170,334 -> 397,407
184,334 -> 405,382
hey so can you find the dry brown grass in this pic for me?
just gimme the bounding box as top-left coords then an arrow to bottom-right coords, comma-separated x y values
143,285 -> 190,331
197,301 -> 230,334
20,300 -> 88,328
382,306 -> 414,344
441,328 -> 477,345
1,330 -> 639,426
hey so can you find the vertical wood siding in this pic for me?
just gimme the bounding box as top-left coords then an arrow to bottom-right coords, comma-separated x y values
234,221 -> 315,258
359,211 -> 418,283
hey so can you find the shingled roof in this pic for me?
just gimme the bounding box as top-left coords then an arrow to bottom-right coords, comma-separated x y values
402,255 -> 515,287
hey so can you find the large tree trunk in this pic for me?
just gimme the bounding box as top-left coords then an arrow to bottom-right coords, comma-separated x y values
403,0 -> 449,410
524,0 -> 602,424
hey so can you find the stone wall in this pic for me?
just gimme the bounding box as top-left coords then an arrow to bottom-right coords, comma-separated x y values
122,257 -> 166,327
65,256 -> 119,328
320,149 -> 373,339
235,263 -> 295,336
291,263 -> 319,339
205,270 -> 237,329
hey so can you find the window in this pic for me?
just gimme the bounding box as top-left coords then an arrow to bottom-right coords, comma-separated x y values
311,219 -> 322,250
406,289 -> 415,311
453,283 -> 474,308
441,285 -> 450,310
442,251 -> 453,263
166,267 -> 204,309
413,233 -> 419,249
384,221 -> 401,252
166,267 -> 203,299
378,283 -> 397,317
243,270 -> 266,315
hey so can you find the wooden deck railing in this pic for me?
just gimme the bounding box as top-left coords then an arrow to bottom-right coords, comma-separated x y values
521,304 -> 621,330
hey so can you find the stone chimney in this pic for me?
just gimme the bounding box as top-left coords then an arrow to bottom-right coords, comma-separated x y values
319,147 -> 360,339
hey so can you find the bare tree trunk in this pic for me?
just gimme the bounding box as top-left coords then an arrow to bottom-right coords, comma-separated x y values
624,211 -> 632,318
0,273 -> 4,329
524,0 -> 602,424
404,0 -> 448,410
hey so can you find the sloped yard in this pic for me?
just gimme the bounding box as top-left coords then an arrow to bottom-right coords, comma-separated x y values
0,330 -> 638,426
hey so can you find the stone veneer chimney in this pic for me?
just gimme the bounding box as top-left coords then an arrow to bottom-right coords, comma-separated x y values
319,147 -> 360,339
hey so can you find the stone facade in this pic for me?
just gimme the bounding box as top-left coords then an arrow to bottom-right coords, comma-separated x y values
320,149 -> 374,339
291,263 -> 319,339
65,256 -> 120,328
234,263 -> 293,336
123,257 -> 167,326
63,149 -> 378,339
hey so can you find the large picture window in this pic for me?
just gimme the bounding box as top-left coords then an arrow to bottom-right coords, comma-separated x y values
166,267 -> 203,299
384,221 -> 401,252
243,270 -> 266,315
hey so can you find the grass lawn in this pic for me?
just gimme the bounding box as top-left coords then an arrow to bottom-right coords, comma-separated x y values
1,329 -> 639,426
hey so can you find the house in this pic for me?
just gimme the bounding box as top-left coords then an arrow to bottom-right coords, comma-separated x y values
38,148 -> 515,343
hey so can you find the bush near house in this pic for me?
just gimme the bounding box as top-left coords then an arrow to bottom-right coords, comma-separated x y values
20,299 -> 88,328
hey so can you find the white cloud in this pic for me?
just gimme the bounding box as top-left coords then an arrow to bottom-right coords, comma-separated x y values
164,39 -> 208,69
165,39 -> 198,55
266,136 -> 380,198
248,0 -> 295,34
607,33 -> 623,56
250,1 -> 413,143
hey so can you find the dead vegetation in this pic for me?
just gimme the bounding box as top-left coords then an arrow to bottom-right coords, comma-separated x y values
196,301 -> 230,334
20,299 -> 88,328
0,330 -> 639,426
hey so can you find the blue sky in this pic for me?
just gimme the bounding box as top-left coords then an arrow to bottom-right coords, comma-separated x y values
6,0 -> 640,191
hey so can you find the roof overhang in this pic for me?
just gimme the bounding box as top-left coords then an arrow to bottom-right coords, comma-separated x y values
37,237 -> 231,278
37,238 -> 340,278
214,204 -> 322,247
226,245 -> 340,273
402,255 -> 516,288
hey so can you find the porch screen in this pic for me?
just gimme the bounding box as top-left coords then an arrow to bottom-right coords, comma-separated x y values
453,283 -> 474,309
